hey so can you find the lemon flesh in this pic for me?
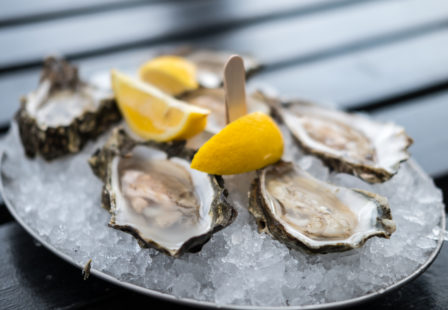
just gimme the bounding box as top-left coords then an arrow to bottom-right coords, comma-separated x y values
191,112 -> 284,175
111,70 -> 209,142
139,56 -> 199,96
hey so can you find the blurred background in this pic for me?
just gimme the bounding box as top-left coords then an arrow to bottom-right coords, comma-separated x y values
0,0 -> 447,309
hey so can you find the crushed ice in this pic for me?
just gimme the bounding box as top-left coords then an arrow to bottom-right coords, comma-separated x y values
0,122 -> 444,307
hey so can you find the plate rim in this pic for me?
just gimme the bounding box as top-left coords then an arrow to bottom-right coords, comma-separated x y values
0,149 -> 445,310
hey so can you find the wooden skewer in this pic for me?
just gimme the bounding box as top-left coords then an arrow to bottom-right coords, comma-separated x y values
223,55 -> 248,124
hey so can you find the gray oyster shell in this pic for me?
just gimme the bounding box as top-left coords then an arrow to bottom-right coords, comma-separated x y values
16,57 -> 121,160
249,161 -> 396,253
279,101 -> 413,183
173,47 -> 260,88
181,88 -> 272,149
89,127 -> 236,257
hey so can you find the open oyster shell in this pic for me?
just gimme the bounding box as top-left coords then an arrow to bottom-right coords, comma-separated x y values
182,88 -> 271,134
174,47 -> 260,88
16,57 -> 121,160
249,161 -> 396,253
279,101 -> 413,183
89,127 -> 236,257
181,88 -> 272,148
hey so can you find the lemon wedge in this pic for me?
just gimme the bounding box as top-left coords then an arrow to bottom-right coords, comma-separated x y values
111,70 -> 209,142
191,112 -> 284,175
139,56 -> 199,96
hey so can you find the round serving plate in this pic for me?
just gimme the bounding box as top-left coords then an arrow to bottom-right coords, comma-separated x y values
0,149 -> 445,310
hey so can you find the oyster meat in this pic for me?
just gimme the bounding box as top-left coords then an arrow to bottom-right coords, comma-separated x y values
280,101 -> 412,183
249,161 -> 396,253
181,88 -> 272,148
89,128 -> 236,257
16,57 -> 121,160
182,88 -> 271,134
175,47 -> 260,88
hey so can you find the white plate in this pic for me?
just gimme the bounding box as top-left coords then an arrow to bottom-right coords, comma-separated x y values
0,127 -> 445,310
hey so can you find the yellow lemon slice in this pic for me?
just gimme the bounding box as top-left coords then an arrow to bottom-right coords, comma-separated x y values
191,112 -> 284,175
139,56 -> 199,96
111,70 -> 209,142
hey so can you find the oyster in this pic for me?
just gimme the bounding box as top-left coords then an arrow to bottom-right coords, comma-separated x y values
182,88 -> 270,134
181,88 -> 272,148
280,101 -> 412,183
89,128 -> 236,257
175,47 -> 260,88
16,57 -> 120,160
249,161 -> 396,253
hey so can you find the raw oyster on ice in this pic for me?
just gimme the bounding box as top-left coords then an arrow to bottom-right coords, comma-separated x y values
279,101 -> 412,183
249,161 -> 396,253
174,47 -> 260,88
16,57 -> 120,160
181,88 -> 272,148
89,127 -> 236,257
182,88 -> 271,134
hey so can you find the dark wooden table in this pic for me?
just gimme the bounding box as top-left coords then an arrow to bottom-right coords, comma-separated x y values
1,0 -> 447,309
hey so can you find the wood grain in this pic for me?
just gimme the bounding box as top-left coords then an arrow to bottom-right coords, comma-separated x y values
0,0 -> 150,26
1,0 -> 448,126
0,0 -> 344,70
251,28 -> 448,108
0,222 -> 119,309
2,0 -> 448,71
372,91 -> 448,178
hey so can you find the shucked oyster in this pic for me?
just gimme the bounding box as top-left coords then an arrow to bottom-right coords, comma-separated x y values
181,88 -> 272,148
249,161 -> 395,253
280,101 -> 412,183
89,128 -> 236,257
16,57 -> 120,160
182,88 -> 270,134
174,47 -> 260,88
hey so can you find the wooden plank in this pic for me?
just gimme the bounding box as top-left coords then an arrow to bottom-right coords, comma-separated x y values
0,218 -> 447,309
0,222 -> 209,309
0,222 -> 116,309
372,92 -> 448,178
0,71 -> 39,129
0,0 -> 145,25
0,0 -> 344,70
251,28 -> 448,108
2,0 -> 448,70
200,0 -> 448,67
1,0 -> 448,126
